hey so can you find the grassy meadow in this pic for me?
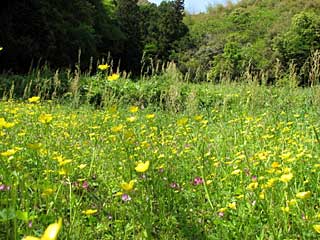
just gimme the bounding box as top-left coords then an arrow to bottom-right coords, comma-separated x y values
1,74 -> 320,239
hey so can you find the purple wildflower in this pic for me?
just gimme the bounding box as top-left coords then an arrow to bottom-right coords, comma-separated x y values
218,212 -> 224,217
193,177 -> 204,185
0,184 -> 10,191
82,181 -> 89,190
121,194 -> 131,202
170,182 -> 179,189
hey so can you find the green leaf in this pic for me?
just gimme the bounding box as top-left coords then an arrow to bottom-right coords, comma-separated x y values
0,208 -> 16,222
16,210 -> 29,221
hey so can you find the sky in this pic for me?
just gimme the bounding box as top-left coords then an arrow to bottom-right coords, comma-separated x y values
148,0 -> 236,14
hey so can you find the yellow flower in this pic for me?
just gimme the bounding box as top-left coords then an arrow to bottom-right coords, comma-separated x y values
247,182 -> 258,191
1,148 -> 18,157
0,47 -> 3,51
58,169 -> 67,175
296,191 -> 311,200
107,73 -> 120,81
194,115 -> 203,121
129,106 -> 139,113
235,194 -> 244,199
271,162 -> 280,168
120,180 -> 135,191
82,209 -> 98,215
98,64 -> 110,71
23,218 -> 62,240
114,191 -> 123,197
281,206 -> 290,213
146,114 -> 155,119
78,164 -> 87,169
228,202 -> 237,210
288,199 -> 297,206
279,173 -> 293,183
135,160 -> 150,173
28,96 -> 40,103
111,124 -> 123,133
262,178 -> 277,189
231,169 -> 241,175
0,118 -> 15,128
126,116 -> 137,123
39,113 -> 53,124
313,225 -> 320,233
217,207 -> 227,213
177,117 -> 188,126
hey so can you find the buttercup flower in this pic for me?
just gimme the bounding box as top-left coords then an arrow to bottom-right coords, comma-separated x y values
98,64 -> 110,71
313,225 -> 320,233
247,182 -> 258,190
39,113 -> 53,124
23,218 -> 62,240
129,106 -> 139,113
107,73 -> 120,81
280,173 -> 293,183
135,161 -> 150,173
28,96 -> 40,103
296,191 -> 311,200
228,202 -> 237,210
82,209 -> 98,215
121,180 -> 135,192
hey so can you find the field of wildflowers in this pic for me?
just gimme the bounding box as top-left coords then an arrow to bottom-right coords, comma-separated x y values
1,81 -> 320,239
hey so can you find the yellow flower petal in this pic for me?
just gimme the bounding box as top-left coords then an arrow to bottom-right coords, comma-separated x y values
107,73 -> 120,81
98,64 -> 110,71
82,209 -> 98,215
313,224 -> 320,233
28,96 -> 40,103
135,161 -> 150,173
296,191 -> 311,200
121,180 -> 135,191
247,182 -> 258,190
228,202 -> 237,210
129,106 -> 139,113
41,218 -> 62,240
279,173 -> 293,183
39,114 -> 53,124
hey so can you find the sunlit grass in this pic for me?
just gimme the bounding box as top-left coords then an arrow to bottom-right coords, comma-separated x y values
1,84 -> 320,239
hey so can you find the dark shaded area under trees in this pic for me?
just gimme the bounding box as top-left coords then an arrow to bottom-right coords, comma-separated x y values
0,0 -> 189,75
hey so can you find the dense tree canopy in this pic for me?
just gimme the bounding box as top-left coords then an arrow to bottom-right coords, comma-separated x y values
0,0 -> 188,75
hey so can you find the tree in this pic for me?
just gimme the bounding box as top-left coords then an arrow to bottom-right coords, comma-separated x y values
275,11 -> 320,84
0,0 -> 122,72
116,0 -> 142,74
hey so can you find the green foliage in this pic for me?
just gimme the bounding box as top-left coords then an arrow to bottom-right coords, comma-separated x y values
140,1 -> 189,65
275,11 -> 320,84
183,0 -> 320,84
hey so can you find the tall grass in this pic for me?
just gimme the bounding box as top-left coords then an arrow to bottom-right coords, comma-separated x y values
1,62 -> 320,239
